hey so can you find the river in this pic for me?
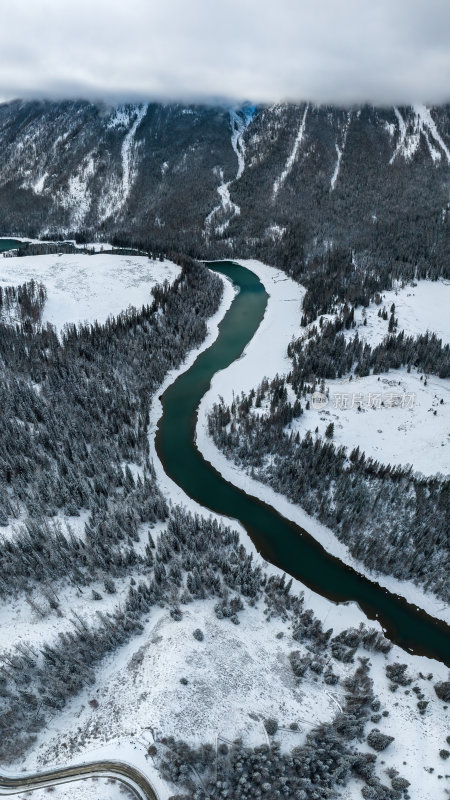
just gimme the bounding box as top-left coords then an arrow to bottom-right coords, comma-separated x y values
0,239 -> 26,252
156,260 -> 450,665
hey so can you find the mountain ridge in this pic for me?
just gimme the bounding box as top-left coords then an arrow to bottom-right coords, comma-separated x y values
0,99 -> 448,269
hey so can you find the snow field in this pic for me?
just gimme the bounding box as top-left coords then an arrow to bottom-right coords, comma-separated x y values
3,779 -> 125,800
16,600 -> 450,800
0,253 -> 181,333
344,278 -> 450,348
30,601 -> 335,762
291,369 -> 449,477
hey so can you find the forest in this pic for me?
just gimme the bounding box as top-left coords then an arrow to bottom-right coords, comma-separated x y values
0,256 -> 228,755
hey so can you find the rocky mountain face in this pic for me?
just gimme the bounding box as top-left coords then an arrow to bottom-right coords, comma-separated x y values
0,99 -> 448,269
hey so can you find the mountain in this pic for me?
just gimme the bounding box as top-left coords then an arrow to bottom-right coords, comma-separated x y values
0,99 -> 448,269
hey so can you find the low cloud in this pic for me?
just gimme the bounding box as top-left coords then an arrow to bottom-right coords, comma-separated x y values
1,0 -> 449,106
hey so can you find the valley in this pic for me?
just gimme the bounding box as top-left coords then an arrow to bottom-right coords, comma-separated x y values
0,98 -> 448,800
0,245 -> 448,800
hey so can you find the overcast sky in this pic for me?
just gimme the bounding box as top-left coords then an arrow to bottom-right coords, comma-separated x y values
1,0 -> 449,106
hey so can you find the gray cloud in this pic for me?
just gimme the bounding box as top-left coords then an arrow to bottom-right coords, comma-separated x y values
0,0 -> 449,105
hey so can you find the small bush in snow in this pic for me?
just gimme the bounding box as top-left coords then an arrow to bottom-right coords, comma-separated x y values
263,718 -> 278,736
434,681 -> 450,702
367,729 -> 394,752
385,663 -> 412,686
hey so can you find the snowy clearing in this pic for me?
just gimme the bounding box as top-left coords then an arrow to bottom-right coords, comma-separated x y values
345,278 -> 450,348
27,601 -> 335,762
15,596 -> 450,800
291,369 -> 449,477
0,253 -> 180,332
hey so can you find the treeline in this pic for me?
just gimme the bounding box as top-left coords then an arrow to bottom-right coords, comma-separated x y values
208,382 -> 450,601
284,247 -> 450,326
288,324 -> 450,386
9,241 -> 146,257
0,280 -> 47,325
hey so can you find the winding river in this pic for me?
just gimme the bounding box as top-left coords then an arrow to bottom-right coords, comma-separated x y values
156,261 -> 450,666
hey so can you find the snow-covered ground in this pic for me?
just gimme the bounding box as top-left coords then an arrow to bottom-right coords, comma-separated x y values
273,104 -> 308,197
0,571 -> 137,656
16,596 -> 450,800
341,646 -> 450,800
0,253 -> 180,333
346,278 -> 450,347
27,601 -> 335,763
2,779 -> 125,800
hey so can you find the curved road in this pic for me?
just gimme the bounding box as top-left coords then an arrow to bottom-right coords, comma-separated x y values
0,760 -> 158,799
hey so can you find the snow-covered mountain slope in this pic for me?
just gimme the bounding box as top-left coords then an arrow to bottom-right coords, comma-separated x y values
273,103 -> 309,197
390,105 -> 450,164
0,100 -> 448,270
204,108 -> 255,236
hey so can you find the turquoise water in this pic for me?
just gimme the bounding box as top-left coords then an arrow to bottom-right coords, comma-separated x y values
155,261 -> 450,665
0,239 -> 26,252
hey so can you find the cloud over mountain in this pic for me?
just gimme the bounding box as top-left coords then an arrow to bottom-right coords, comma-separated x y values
1,0 -> 450,105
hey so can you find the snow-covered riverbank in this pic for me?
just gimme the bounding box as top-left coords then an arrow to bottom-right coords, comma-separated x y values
195,259 -> 450,625
147,262 -> 373,634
